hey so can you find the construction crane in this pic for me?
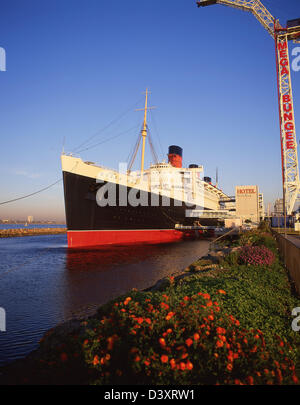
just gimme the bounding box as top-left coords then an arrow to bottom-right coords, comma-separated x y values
196,0 -> 300,216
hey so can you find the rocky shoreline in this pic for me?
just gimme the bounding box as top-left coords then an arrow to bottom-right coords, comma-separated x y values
0,228 -> 67,238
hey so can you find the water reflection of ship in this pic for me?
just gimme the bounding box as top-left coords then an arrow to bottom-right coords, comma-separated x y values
66,244 -> 168,272
63,239 -> 210,320
64,243 -> 178,316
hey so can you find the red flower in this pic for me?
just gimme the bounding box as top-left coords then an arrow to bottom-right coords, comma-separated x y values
246,376 -> 254,385
159,338 -> 166,347
161,355 -> 168,363
186,361 -> 193,370
170,358 -> 176,369
185,338 -> 193,347
165,312 -> 175,321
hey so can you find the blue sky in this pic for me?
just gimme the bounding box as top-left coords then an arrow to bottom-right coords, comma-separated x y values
0,0 -> 300,221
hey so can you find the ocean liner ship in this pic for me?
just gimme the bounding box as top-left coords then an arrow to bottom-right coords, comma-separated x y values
62,90 -> 229,248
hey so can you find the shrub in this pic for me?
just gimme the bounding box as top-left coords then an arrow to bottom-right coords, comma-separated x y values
81,289 -> 298,385
258,221 -> 271,233
221,251 -> 240,267
239,245 -> 275,267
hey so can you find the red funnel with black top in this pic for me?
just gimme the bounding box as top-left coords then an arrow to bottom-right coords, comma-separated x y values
168,145 -> 183,168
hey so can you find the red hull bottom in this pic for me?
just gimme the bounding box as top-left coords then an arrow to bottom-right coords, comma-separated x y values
67,229 -> 185,248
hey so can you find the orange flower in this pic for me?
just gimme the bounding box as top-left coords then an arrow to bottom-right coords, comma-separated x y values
161,302 -> 169,310
186,361 -> 193,370
161,355 -> 168,363
217,327 -> 226,335
183,296 -> 189,301
137,317 -> 144,324
193,333 -> 200,341
185,338 -> 193,347
124,297 -> 132,305
93,355 -> 99,366
134,355 -> 141,362
203,293 -> 210,300
218,289 -> 226,295
159,338 -> 166,347
216,340 -> 224,348
214,353 -> 219,358
208,315 -> 214,321
165,312 -> 175,321
206,301 -> 213,307
227,363 -> 233,371
144,360 -> 150,366
145,318 -> 151,324
179,362 -> 186,371
170,358 -> 176,369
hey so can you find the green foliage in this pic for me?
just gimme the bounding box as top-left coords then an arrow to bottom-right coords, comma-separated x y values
79,286 -> 298,385
220,251 -> 240,267
258,220 -> 271,233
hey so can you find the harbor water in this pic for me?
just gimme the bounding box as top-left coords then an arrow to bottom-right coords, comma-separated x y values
0,231 -> 210,366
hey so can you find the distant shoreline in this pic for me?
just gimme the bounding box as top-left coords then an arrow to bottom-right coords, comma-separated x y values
0,228 -> 67,238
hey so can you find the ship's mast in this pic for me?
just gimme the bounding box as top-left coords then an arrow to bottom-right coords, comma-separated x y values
141,89 -> 149,175
136,89 -> 155,175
